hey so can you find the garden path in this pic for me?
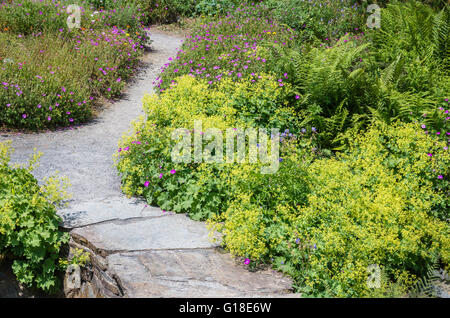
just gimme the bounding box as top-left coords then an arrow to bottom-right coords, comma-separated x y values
0,30 -> 296,298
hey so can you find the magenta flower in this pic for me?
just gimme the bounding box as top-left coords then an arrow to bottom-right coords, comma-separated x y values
159,173 -> 163,179
244,259 -> 250,265
170,169 -> 176,174
144,181 -> 150,187
22,114 -> 27,119
438,175 -> 443,180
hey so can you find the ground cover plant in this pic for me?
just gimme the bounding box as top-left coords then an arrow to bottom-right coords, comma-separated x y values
0,141 -> 71,292
116,0 -> 450,297
0,0 -> 149,130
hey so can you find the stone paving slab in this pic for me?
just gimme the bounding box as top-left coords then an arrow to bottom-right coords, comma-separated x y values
58,197 -> 164,229
62,196 -> 297,298
107,249 -> 294,298
69,206 -> 217,254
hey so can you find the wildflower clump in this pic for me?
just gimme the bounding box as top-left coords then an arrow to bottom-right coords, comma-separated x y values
0,141 -> 71,292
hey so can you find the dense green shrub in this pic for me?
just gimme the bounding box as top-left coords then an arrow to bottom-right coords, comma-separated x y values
0,141 -> 71,292
211,121 -> 449,297
263,1 -> 450,148
195,0 -> 240,16
116,74 -> 302,220
265,0 -> 364,41
130,0 -> 197,24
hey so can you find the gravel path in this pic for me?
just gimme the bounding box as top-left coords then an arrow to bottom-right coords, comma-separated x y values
0,30 -> 183,202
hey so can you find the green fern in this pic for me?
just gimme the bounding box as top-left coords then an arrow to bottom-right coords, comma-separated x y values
410,258 -> 442,298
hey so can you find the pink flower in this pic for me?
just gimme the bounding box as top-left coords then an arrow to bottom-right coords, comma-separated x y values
159,173 -> 163,179
244,259 -> 250,265
438,175 -> 443,180
144,181 -> 150,187
170,169 -> 176,174
22,114 -> 27,119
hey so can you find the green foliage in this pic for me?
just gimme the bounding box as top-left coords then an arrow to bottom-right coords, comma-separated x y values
266,0 -> 364,42
265,1 -> 450,148
195,0 -> 239,16
0,0 -> 145,35
0,141 -> 71,292
131,0 -> 197,24
410,256 -> 441,297
116,74 -> 305,220
0,0 -> 67,35
116,1 -> 450,297
213,121 -> 449,297
59,248 -> 91,269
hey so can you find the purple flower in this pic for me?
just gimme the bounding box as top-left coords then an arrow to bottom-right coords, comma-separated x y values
244,258 -> 250,265
438,175 -> 443,180
170,169 -> 176,174
144,181 -> 150,187
22,114 -> 27,119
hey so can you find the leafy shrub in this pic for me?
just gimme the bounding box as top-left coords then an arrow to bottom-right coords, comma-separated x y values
265,0 -> 364,41
212,121 -> 449,297
195,0 -> 239,16
0,141 -> 71,292
116,74 -> 302,220
266,1 -> 450,148
367,1 -> 449,96
131,0 -> 197,24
